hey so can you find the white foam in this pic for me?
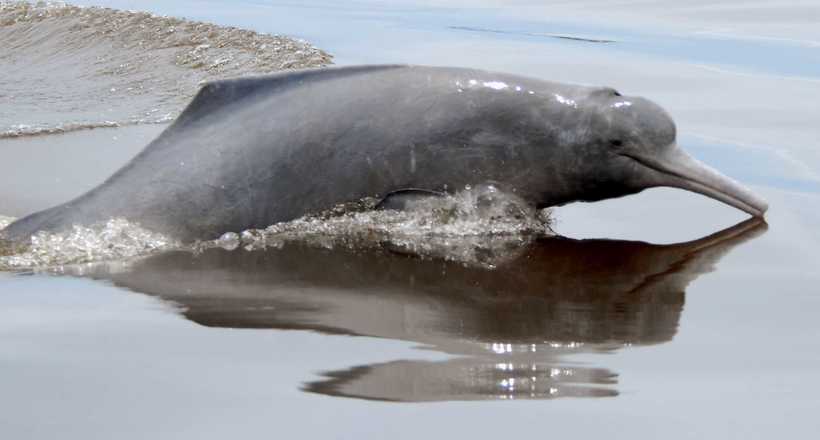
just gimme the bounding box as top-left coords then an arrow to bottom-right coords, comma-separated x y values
0,218 -> 179,270
0,216 -> 14,231
0,186 -> 552,271
197,185 -> 553,268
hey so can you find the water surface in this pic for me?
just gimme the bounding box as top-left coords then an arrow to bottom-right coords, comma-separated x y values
1,1 -> 819,438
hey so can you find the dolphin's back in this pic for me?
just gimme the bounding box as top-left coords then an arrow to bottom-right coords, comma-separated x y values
173,65 -> 407,130
3,66 -> 410,241
2,65 -> 582,243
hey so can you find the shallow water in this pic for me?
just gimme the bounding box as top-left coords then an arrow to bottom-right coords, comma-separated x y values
2,1 -> 820,438
0,1 -> 331,137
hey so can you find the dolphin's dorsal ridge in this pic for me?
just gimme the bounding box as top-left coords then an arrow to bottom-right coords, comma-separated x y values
174,65 -> 408,128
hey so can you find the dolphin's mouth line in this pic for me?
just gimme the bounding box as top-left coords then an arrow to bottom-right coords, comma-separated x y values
665,173 -> 763,216
619,149 -> 768,217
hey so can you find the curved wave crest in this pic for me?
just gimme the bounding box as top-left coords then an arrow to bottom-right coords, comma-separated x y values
0,1 -> 332,138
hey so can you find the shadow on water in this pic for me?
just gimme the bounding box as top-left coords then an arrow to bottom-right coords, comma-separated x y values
84,218 -> 765,402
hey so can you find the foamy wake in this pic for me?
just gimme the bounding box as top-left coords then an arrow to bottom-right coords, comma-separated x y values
0,187 -> 553,271
0,218 -> 180,269
0,216 -> 14,231
0,1 -> 332,138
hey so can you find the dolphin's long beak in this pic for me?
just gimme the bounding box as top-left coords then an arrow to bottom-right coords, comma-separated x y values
623,146 -> 769,217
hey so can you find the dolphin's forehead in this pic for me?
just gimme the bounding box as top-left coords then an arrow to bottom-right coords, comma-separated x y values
598,91 -> 677,144
626,96 -> 676,142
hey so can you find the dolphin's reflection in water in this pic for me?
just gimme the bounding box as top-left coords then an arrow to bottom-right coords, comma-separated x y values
88,218 -> 765,402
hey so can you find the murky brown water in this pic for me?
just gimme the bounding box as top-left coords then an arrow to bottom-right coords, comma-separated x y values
1,1 -> 819,438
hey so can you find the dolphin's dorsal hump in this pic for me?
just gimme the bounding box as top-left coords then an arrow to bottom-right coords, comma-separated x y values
173,65 -> 407,128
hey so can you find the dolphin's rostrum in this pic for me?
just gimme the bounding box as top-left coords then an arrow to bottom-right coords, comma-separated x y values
1,65 -> 768,243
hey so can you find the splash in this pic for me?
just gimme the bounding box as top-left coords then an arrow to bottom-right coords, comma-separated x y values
0,218 -> 179,270
201,185 -> 553,268
0,1 -> 332,138
0,186 -> 552,271
0,216 -> 14,231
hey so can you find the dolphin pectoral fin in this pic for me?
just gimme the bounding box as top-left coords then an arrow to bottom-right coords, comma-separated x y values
376,189 -> 447,211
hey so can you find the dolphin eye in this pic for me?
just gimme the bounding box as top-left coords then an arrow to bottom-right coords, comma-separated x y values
610,139 -> 624,147
612,90 -> 622,97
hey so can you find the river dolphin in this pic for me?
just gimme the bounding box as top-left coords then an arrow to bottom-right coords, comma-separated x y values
1,65 -> 768,243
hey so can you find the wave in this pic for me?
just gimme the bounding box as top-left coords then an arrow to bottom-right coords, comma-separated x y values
0,120 -> 140,138
0,186 -> 553,271
0,216 -> 13,230
0,1 -> 332,138
448,26 -> 615,44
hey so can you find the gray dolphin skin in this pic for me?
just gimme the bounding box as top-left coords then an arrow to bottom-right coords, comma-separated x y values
1,65 -> 768,243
